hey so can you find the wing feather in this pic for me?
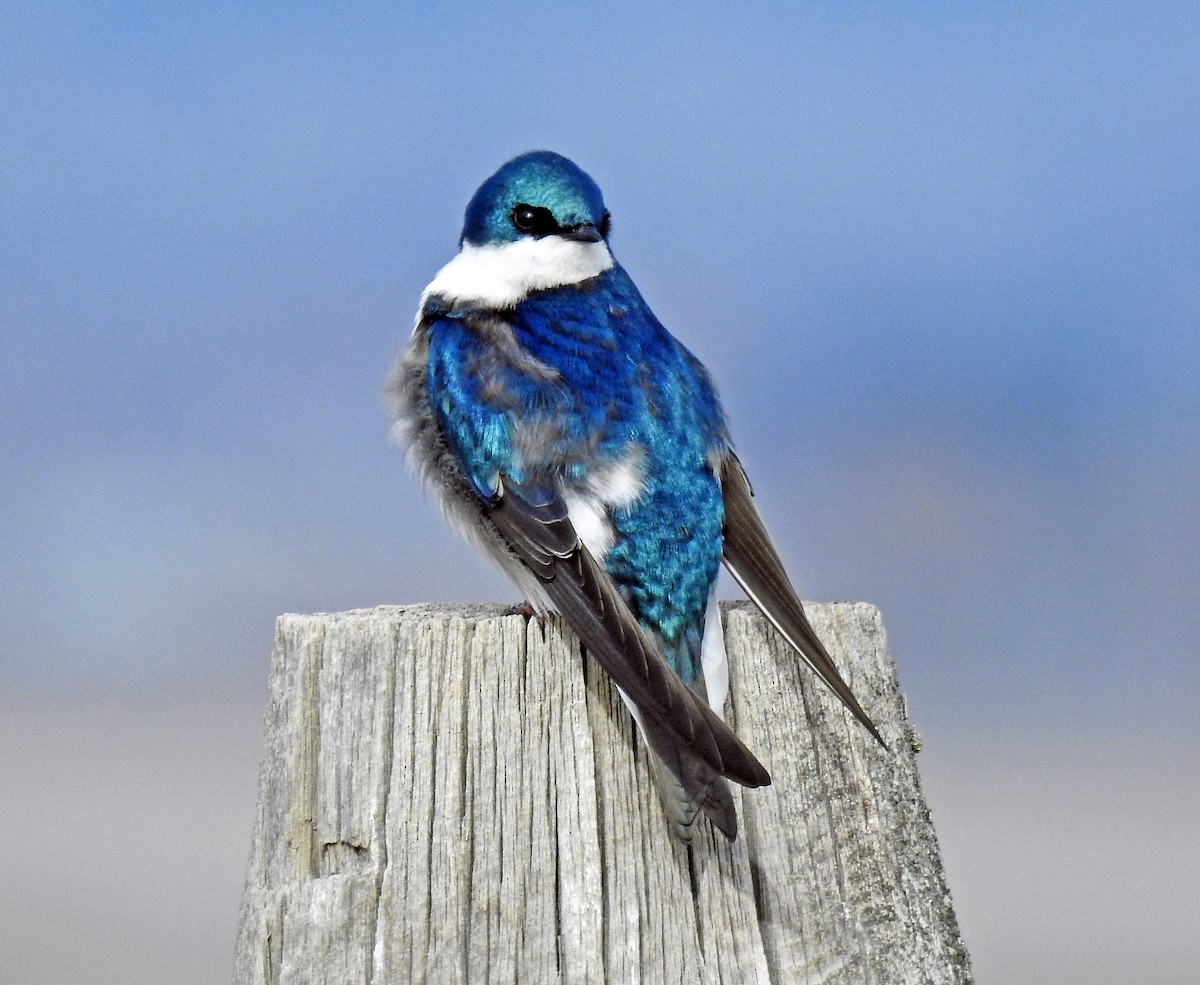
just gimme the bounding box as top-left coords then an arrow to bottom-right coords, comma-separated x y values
489,476 -> 771,788
720,453 -> 887,749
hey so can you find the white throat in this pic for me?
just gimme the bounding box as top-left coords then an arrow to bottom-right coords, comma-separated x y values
422,237 -> 614,308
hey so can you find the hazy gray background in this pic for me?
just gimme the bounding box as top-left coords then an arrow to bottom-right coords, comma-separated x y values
3,3 -> 1197,982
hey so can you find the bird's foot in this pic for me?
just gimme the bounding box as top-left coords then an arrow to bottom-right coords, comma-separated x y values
506,599 -> 541,622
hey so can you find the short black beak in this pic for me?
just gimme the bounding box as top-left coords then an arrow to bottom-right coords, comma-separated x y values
560,222 -> 603,243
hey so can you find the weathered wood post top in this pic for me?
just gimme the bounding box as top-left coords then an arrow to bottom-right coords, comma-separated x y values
233,601 -> 972,984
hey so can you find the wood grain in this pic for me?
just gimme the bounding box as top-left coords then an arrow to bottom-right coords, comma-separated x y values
233,602 -> 972,984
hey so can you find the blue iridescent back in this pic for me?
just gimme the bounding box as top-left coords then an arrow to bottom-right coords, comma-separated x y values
425,263 -> 728,682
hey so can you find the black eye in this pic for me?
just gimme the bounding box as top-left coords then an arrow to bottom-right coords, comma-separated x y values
597,210 -> 612,240
510,203 -> 557,236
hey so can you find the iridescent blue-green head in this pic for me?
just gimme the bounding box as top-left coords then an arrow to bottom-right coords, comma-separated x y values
460,150 -> 611,248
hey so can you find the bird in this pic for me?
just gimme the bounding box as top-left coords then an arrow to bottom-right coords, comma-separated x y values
391,150 -> 885,841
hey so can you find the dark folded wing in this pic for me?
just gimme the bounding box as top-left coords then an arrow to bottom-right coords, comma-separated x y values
720,453 -> 888,749
487,475 -> 771,788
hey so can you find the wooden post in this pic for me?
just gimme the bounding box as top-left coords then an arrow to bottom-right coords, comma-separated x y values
232,602 -> 972,985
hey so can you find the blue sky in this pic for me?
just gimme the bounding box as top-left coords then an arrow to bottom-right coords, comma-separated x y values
2,3 -> 1197,982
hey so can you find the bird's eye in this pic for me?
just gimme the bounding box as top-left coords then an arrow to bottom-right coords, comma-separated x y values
512,205 -> 537,230
510,204 -> 556,236
597,210 -> 612,239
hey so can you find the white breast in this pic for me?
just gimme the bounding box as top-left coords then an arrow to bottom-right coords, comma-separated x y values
423,237 -> 614,309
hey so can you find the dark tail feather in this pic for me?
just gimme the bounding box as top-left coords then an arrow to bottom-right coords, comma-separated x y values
633,706 -> 740,840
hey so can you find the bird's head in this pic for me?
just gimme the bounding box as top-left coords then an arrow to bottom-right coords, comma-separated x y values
460,150 -> 611,248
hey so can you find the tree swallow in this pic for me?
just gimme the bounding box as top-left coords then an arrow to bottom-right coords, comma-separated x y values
392,150 -> 884,841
